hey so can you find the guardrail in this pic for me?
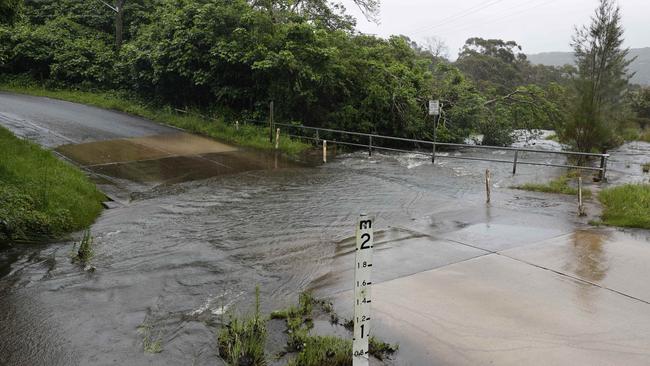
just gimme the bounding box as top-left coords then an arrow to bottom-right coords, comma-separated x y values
170,107 -> 609,179
270,122 -> 609,179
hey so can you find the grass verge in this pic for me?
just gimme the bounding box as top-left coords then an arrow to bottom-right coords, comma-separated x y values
512,173 -> 592,198
0,79 -> 310,157
0,126 -> 104,243
598,184 -> 650,229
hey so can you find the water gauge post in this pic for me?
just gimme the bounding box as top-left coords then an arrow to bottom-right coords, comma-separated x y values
353,214 -> 374,365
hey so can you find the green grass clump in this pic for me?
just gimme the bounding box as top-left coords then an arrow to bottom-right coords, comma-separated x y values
137,322 -> 163,354
513,173 -> 592,198
288,336 -> 352,366
0,80 -> 310,157
270,292 -> 315,321
71,229 -> 94,263
273,292 -> 398,364
598,184 -> 650,229
369,336 -> 399,360
0,126 -> 104,243
218,287 -> 267,366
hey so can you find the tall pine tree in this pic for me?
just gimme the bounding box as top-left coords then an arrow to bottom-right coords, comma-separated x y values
565,0 -> 634,152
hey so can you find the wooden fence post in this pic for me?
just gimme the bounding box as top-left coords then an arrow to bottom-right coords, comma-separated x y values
323,140 -> 327,163
485,169 -> 491,204
578,177 -> 586,217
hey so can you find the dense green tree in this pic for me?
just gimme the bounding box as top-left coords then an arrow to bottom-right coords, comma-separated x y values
562,0 -> 634,152
455,38 -> 528,94
0,0 -> 20,24
629,87 -> 650,128
0,0 -> 586,148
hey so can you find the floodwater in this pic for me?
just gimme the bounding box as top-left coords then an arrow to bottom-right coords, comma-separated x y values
1,122 -> 650,364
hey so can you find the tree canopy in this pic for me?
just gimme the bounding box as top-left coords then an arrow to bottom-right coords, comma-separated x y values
0,0 -> 639,149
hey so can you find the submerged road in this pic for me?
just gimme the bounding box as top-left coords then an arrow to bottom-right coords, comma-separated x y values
1,92 -> 650,366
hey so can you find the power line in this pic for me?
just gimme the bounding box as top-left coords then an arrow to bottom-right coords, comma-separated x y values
432,0 -> 559,37
408,0 -> 509,36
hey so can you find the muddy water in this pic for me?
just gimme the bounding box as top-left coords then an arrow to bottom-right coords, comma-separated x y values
0,142 -> 647,365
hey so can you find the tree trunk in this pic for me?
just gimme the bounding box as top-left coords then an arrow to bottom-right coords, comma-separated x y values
115,1 -> 125,50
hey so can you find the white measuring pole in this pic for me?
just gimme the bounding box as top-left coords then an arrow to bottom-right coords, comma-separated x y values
353,214 -> 374,366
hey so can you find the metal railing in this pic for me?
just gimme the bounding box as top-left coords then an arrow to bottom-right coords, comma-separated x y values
170,107 -> 609,179
270,122 -> 609,179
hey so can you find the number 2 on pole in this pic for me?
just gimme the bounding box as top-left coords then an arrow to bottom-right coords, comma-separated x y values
353,214 -> 374,366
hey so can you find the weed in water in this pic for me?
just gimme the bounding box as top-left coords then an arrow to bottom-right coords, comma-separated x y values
73,229 -> 94,264
138,322 -> 163,354
369,336 -> 399,360
342,318 -> 354,331
273,293 -> 399,365
217,287 -> 267,366
288,336 -> 352,366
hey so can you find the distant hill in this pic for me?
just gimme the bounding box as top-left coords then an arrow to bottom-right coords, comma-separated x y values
528,47 -> 650,86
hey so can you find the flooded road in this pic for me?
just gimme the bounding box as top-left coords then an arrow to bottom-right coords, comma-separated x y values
1,93 -> 650,365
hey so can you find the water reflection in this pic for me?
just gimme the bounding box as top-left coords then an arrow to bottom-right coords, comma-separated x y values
564,230 -> 609,283
563,230 -> 610,308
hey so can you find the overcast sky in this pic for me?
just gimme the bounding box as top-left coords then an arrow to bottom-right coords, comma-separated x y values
340,0 -> 649,58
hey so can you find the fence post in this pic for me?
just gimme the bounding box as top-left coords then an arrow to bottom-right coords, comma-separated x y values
512,150 -> 519,175
578,177 -> 586,217
432,143 -> 436,164
485,169 -> 491,204
316,130 -> 320,146
369,136 -> 373,157
275,128 -> 280,150
600,153 -> 609,182
323,140 -> 327,163
269,101 -> 274,143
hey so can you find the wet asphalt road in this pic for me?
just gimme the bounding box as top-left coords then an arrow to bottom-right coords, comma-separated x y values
0,92 -> 177,147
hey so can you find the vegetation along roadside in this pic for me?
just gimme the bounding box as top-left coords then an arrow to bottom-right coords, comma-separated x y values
514,173 -> 650,230
598,184 -> 650,229
0,80 -> 311,157
0,125 -> 104,244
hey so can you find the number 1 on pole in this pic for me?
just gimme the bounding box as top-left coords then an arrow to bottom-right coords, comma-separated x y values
353,214 -> 374,366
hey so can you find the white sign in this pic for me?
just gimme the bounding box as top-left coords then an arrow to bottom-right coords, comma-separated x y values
429,99 -> 440,116
353,214 -> 374,366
